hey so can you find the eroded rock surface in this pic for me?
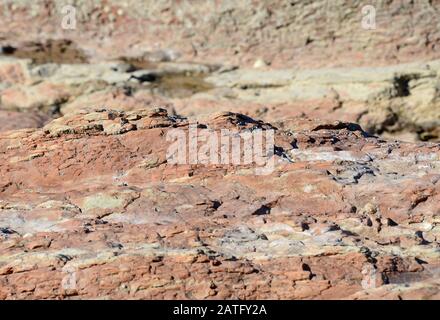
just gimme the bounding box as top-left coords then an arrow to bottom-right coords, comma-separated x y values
0,109 -> 439,299
0,1 -> 440,300
1,55 -> 439,142
1,1 -> 440,141
1,1 -> 439,68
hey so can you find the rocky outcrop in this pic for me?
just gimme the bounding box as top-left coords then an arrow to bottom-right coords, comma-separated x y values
0,109 -> 439,299
1,54 -> 439,141
0,1 -> 440,300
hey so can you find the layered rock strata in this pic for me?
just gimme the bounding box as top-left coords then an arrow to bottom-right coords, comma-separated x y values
0,109 -> 439,299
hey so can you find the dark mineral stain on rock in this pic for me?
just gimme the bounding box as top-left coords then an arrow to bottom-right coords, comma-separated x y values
1,39 -> 88,64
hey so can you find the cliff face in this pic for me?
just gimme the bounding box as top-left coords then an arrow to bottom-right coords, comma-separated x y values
0,1 -> 440,300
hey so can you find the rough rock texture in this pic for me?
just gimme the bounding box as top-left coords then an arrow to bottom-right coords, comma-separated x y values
1,55 -> 439,142
0,109 -> 439,299
1,0 -> 440,68
0,1 -> 440,300
0,1 -> 439,141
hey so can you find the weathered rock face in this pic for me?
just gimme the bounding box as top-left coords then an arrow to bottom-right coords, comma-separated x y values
0,0 -> 439,68
0,54 -> 439,142
0,1 -> 440,300
1,1 -> 440,141
0,109 -> 439,299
